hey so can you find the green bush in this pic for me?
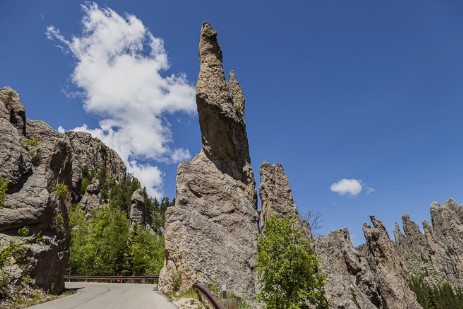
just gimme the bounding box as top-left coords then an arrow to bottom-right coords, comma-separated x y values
0,240 -> 28,300
55,183 -> 69,201
129,226 -> 164,276
0,177 -> 8,208
31,151 -> 42,167
23,138 -> 42,167
24,137 -> 39,148
257,216 -> 329,309
18,226 -> 29,237
172,272 -> 181,292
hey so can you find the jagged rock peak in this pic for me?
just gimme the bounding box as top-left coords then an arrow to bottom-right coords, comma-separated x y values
314,228 -> 382,308
259,162 -> 310,236
0,86 -> 26,135
363,216 -> 421,308
196,23 -> 251,184
402,214 -> 423,238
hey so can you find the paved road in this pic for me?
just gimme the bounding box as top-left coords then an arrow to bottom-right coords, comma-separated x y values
27,282 -> 177,309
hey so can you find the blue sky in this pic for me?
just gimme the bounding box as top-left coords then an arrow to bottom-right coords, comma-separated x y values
2,1 -> 463,245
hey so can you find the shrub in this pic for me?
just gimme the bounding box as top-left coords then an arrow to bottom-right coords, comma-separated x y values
24,137 -> 39,148
18,227 -> 29,237
257,216 -> 329,309
0,177 -> 8,208
31,151 -> 42,167
55,183 -> 69,201
172,272 -> 181,292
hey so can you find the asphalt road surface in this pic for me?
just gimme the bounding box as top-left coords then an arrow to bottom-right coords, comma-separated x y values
27,282 -> 177,309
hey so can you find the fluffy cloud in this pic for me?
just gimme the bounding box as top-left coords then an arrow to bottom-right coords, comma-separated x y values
46,3 -> 196,197
330,179 -> 363,197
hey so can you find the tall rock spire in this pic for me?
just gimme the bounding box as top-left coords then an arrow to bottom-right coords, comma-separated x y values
196,23 -> 253,187
159,23 -> 259,301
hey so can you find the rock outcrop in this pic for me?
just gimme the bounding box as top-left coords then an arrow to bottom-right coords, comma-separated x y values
80,178 -> 101,213
0,87 -> 31,191
314,229 -> 381,309
259,162 -> 310,236
363,216 -> 421,308
66,131 -> 126,202
393,199 -> 463,288
0,87 -> 72,294
159,23 -> 259,300
0,86 -> 130,299
130,189 -> 145,225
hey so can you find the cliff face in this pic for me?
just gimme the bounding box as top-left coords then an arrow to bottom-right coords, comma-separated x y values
0,86 -> 128,297
159,23 -> 259,299
0,87 -> 71,294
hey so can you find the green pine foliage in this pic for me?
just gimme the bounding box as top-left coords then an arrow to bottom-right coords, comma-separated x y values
80,167 -> 95,195
128,225 -> 164,276
108,176 -> 141,213
69,172 -> 172,276
257,216 -> 329,309
54,184 -> 69,201
408,275 -> 463,309
0,177 -> 8,208
69,204 -> 130,275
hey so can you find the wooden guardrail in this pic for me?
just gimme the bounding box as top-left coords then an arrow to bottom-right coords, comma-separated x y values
64,276 -> 159,283
193,283 -> 226,309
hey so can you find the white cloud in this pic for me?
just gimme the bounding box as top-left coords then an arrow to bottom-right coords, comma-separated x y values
330,179 -> 363,197
46,3 -> 196,197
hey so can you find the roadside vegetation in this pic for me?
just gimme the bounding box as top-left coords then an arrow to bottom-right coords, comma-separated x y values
257,216 -> 329,309
68,172 -> 172,277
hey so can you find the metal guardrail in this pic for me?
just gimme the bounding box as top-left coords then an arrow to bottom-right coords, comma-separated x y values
64,276 -> 159,283
193,283 -> 226,309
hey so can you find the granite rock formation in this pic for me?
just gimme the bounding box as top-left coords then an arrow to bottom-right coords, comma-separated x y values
0,87 -> 72,293
66,131 -> 126,203
80,178 -> 101,214
393,199 -> 463,288
314,229 -> 381,309
130,188 -> 145,225
363,216 -> 421,308
0,86 -> 129,298
259,162 -> 310,236
257,157 -> 423,307
159,23 -> 259,299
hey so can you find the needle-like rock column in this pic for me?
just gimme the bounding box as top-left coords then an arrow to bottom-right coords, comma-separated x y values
158,23 -> 259,300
